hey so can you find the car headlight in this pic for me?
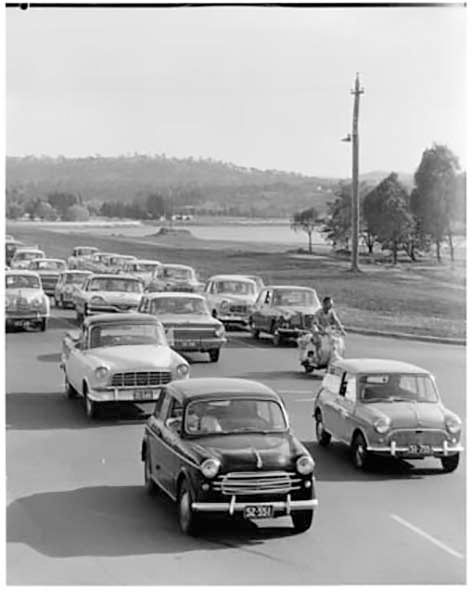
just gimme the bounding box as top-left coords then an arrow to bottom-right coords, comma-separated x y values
176,363 -> 190,379
91,296 -> 107,305
31,297 -> 42,309
374,417 -> 391,434
445,416 -> 461,434
94,366 -> 110,385
214,325 -> 225,337
200,458 -> 221,479
296,455 -> 315,475
219,300 -> 230,313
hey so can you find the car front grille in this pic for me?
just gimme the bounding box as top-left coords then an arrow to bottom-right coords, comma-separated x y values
174,327 -> 216,340
111,371 -> 172,388
388,429 -> 447,447
41,276 -> 58,288
229,304 -> 248,314
212,471 -> 302,496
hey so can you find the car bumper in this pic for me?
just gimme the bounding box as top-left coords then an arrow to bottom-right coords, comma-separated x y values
367,441 -> 464,457
277,328 -> 305,338
218,315 -> 250,325
87,304 -> 138,314
6,311 -> 47,322
170,337 -> 226,352
192,497 -> 318,515
87,386 -> 165,403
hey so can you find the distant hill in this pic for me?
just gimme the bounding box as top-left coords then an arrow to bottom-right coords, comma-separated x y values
358,170 -> 414,188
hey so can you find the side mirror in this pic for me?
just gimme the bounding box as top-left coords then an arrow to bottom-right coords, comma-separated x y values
165,417 -> 182,433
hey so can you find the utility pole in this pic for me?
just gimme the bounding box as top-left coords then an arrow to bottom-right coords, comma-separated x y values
350,72 -> 364,272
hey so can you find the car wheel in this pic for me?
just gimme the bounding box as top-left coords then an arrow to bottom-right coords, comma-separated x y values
303,363 -> 315,374
249,318 -> 260,339
209,348 -> 220,362
76,310 -> 84,325
441,453 -> 460,473
64,375 -> 78,399
351,432 -> 371,471
272,328 -> 282,347
315,412 -> 332,446
84,387 -> 100,420
178,481 -> 201,536
39,318 -> 47,332
292,510 -> 314,533
144,450 -> 158,495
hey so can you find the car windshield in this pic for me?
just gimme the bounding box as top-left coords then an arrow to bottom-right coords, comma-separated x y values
65,272 -> 90,284
35,260 -> 65,270
138,263 -> 160,272
273,289 -> 315,306
163,267 -> 192,280
89,322 -> 165,348
6,274 -> 41,289
88,278 -> 143,293
111,257 -> 134,265
216,281 -> 255,295
185,398 -> 288,435
75,248 -> 96,256
359,374 -> 438,403
152,297 -> 208,315
15,251 -> 43,261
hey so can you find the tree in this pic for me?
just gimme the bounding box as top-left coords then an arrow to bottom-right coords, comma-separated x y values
146,192 -> 167,219
291,207 -> 319,253
411,144 -> 461,262
6,201 -> 25,220
63,204 -> 90,222
363,173 -> 413,265
35,200 -> 58,220
47,192 -> 79,220
322,182 -> 373,253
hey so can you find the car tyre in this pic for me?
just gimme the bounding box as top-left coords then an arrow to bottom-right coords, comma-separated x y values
441,453 -> 460,473
178,481 -> 201,536
39,318 -> 47,332
209,348 -> 220,362
249,318 -> 260,339
84,387 -> 100,420
64,375 -> 78,399
292,510 -> 314,533
315,412 -> 332,447
144,450 -> 158,495
76,310 -> 84,325
272,328 -> 282,347
351,432 -> 371,471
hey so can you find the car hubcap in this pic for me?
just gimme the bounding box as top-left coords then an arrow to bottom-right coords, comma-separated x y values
316,420 -> 323,440
355,444 -> 364,467
179,491 -> 191,531
85,397 -> 92,416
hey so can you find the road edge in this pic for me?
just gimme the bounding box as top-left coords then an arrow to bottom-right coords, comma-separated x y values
346,326 -> 465,346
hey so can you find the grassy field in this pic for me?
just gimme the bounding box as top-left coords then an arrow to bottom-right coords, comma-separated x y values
7,223 -> 466,340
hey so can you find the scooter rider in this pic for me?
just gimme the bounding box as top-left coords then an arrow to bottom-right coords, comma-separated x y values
311,297 -> 346,363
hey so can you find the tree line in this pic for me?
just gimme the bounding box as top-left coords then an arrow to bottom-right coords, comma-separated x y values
292,144 -> 465,263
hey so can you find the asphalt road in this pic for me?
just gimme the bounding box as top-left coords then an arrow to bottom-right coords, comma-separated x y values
6,309 -> 466,585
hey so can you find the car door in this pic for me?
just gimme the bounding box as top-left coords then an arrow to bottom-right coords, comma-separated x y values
318,367 -> 343,438
146,389 -> 169,490
55,273 -> 64,301
159,396 -> 185,496
63,327 -> 88,392
251,289 -> 266,330
336,373 -> 358,442
260,289 -> 274,332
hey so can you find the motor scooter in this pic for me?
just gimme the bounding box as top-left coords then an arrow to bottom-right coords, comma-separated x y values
297,326 -> 345,373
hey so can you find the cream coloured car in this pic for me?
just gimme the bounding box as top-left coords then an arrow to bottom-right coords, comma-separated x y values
203,274 -> 259,327
61,313 -> 190,419
5,270 -> 50,331
10,247 -> 46,270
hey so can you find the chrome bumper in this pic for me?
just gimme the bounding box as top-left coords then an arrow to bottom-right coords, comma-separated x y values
88,305 -> 138,314
192,496 -> 318,515
6,312 -> 46,321
368,440 -> 463,456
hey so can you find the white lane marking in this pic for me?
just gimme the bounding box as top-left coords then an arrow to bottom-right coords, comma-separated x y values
390,514 -> 464,560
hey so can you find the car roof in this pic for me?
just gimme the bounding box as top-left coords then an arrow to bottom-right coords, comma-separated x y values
136,259 -> 161,265
64,269 -> 92,275
145,291 -> 205,300
6,269 -> 41,277
31,258 -> 66,263
265,285 -> 316,291
168,378 -> 281,403
83,313 -> 159,327
163,263 -> 193,270
332,358 -> 431,375
112,254 -> 136,259
14,247 -> 44,253
87,273 -> 141,281
209,275 -> 257,282
74,245 -> 98,249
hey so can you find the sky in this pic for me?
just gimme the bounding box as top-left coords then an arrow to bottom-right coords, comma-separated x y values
6,5 -> 467,178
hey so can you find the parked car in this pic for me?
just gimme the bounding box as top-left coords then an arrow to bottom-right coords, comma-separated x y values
141,377 -> 318,535
203,275 -> 259,327
122,259 -> 162,286
10,247 -> 46,270
67,246 -> 99,269
82,252 -> 120,273
54,270 -> 92,308
28,258 -> 67,296
313,358 -> 463,472
108,254 -> 138,274
5,270 -> 50,331
73,273 -> 144,323
147,264 -> 203,293
138,292 -> 226,361
5,239 -> 24,266
60,313 -> 190,419
249,285 -> 321,346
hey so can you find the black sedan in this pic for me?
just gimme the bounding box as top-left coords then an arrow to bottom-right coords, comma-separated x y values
141,377 -> 318,535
